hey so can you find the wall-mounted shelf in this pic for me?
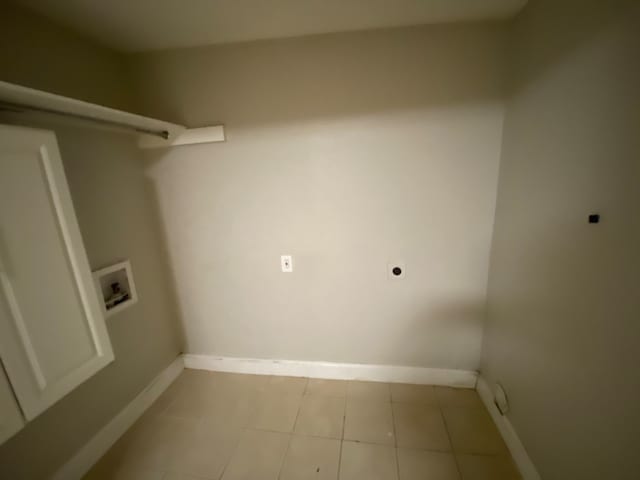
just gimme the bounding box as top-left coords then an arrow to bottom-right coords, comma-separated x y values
138,125 -> 225,149
92,260 -> 138,318
0,80 -> 224,148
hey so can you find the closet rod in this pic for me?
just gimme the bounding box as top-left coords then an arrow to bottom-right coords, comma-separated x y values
0,101 -> 169,139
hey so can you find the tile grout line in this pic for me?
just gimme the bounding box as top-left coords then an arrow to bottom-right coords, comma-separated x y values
276,377 -> 307,480
153,376 -> 187,419
435,387 -> 465,480
217,427 -> 245,480
337,387 -> 348,480
249,426 -> 344,441
216,379 -> 265,480
276,432 -> 294,480
289,378 -> 308,434
389,386 -> 401,480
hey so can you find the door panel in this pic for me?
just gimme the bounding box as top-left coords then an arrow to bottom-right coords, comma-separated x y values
0,125 -> 114,421
0,360 -> 23,445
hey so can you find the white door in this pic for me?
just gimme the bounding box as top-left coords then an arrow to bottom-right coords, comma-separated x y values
0,125 -> 114,421
0,361 -> 23,444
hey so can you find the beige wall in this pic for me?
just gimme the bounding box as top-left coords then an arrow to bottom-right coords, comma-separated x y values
0,122 -> 183,479
3,1 -> 638,477
0,5 -> 182,479
129,24 -> 507,369
0,2 -> 133,110
482,1 -> 640,479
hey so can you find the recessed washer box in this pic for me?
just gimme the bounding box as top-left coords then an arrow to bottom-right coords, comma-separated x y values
92,260 -> 138,318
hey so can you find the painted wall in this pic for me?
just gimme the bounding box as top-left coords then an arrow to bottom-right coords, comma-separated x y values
0,5 -> 182,479
129,24 -> 507,370
481,1 -> 640,479
0,2 -> 133,110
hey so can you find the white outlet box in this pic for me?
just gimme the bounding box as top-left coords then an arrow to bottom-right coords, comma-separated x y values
281,255 -> 293,272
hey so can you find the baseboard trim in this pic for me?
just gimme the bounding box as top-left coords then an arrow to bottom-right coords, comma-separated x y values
51,355 -> 185,480
476,376 -> 541,480
183,354 -> 477,388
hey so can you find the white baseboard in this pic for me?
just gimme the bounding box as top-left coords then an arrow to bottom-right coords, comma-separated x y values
52,356 -> 185,480
476,376 -> 541,480
183,354 -> 477,388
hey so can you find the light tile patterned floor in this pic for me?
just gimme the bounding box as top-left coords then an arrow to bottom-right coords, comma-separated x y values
84,369 -> 521,480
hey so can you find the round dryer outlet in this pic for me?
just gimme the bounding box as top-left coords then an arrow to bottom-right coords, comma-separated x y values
388,261 -> 405,279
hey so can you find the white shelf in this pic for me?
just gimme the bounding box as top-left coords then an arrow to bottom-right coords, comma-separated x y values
0,81 -> 224,148
138,125 -> 225,148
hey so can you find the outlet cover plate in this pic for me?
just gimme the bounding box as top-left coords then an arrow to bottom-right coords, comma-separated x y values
281,255 -> 293,273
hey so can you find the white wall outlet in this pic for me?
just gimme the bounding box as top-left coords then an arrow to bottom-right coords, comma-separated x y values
281,255 -> 293,272
388,261 -> 405,279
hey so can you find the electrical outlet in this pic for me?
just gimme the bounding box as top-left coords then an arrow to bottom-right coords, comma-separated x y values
281,255 -> 293,272
388,261 -> 405,279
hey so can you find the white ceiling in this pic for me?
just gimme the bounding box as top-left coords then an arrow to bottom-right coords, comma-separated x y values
14,0 -> 528,52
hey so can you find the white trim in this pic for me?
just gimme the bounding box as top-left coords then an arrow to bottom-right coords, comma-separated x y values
51,356 -> 184,480
183,354 -> 477,387
0,80 -> 185,143
0,268 -> 47,390
476,376 -> 541,480
138,125 -> 225,148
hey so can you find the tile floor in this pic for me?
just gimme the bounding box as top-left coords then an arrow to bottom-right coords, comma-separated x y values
84,370 -> 521,480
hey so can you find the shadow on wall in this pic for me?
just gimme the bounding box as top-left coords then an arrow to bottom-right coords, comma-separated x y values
141,173 -> 188,346
0,2 -> 134,111
129,21 -> 508,370
403,298 -> 487,369
481,1 -> 640,478
507,0 -> 640,94
127,23 -> 508,129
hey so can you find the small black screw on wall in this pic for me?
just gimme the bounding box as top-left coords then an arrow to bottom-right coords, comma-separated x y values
392,267 -> 403,276
588,214 -> 600,224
